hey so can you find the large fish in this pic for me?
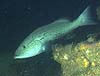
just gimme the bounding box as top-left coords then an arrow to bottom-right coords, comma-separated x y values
14,6 -> 96,59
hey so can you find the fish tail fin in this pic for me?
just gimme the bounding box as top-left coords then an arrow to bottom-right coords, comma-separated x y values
77,5 -> 98,26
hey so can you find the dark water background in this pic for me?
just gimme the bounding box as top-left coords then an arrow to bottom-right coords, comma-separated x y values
0,0 -> 100,76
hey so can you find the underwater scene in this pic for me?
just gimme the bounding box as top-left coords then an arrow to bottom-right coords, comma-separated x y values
0,0 -> 100,76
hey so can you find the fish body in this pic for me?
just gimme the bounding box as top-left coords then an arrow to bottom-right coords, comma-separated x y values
14,6 -> 96,59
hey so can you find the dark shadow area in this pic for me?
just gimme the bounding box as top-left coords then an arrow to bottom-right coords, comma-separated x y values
9,53 -> 62,76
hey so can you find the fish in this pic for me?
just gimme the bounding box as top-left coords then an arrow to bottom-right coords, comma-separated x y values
14,6 -> 97,59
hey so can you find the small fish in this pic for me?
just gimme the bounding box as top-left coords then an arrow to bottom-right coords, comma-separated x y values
14,6 -> 96,59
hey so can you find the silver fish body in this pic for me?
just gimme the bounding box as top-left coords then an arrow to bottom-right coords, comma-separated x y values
14,6 -> 96,59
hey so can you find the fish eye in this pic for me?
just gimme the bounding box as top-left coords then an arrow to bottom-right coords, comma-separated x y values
22,45 -> 26,48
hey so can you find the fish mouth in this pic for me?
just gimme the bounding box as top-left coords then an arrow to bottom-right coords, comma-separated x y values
14,55 -> 28,59
14,55 -> 23,59
14,53 -> 34,59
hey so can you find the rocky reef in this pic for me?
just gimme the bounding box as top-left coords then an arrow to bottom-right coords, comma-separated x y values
52,33 -> 100,76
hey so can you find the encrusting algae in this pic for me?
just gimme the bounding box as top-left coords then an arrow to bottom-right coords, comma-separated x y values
52,33 -> 100,76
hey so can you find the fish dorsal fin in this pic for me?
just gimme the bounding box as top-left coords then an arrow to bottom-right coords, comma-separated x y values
53,18 -> 70,23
